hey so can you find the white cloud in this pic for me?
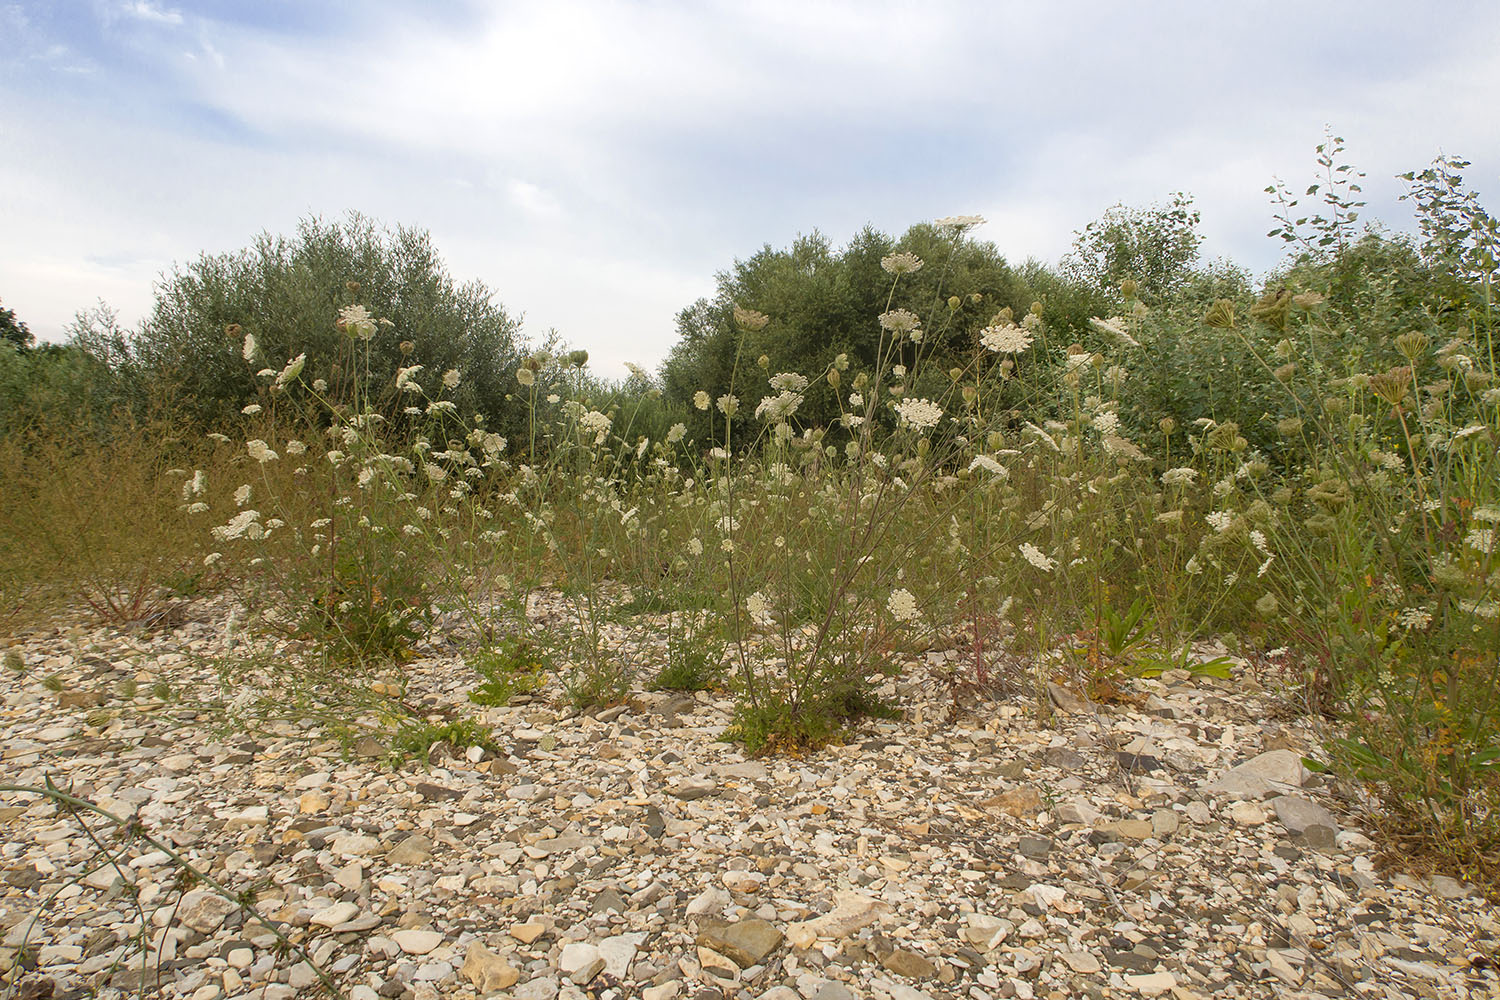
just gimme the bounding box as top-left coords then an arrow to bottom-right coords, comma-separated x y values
2,0 -> 1497,379
120,2 -> 183,26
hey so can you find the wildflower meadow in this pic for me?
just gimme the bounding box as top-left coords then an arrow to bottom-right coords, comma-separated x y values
3,141 -> 1498,889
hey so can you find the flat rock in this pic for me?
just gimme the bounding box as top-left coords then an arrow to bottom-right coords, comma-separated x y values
786,891 -> 887,949
309,901 -> 362,928
461,942 -> 519,992
1060,950 -> 1101,973
1124,971 -> 1177,995
670,777 -> 718,800
1270,795 -> 1338,834
391,929 -> 444,955
697,918 -> 784,966
386,834 -> 434,865
881,948 -> 936,978
558,942 -> 604,984
177,890 -> 238,932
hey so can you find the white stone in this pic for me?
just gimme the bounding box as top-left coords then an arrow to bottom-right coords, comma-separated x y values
310,901 -> 362,928
392,929 -> 445,955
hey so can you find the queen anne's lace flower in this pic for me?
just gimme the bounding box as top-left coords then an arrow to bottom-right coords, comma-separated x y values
879,309 -> 921,336
934,214 -> 986,231
887,588 -> 919,622
1089,316 -> 1139,347
442,369 -> 461,389
967,455 -> 1008,477
246,439 -> 278,463
1161,467 -> 1198,486
755,391 -> 803,422
894,398 -> 943,431
693,390 -> 711,411
769,372 -> 808,392
339,304 -> 377,340
516,367 -> 535,387
880,252 -> 924,275
579,410 -> 612,444
980,323 -> 1032,354
667,423 -> 686,444
1019,542 -> 1056,571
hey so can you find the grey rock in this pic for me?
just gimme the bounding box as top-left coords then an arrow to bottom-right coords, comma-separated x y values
1018,836 -> 1053,859
386,834 -> 434,865
515,977 -> 560,1000
1270,795 -> 1338,835
177,890 -> 238,933
670,777 -> 718,801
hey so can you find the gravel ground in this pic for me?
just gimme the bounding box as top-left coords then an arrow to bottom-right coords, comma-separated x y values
2,595 -> 1497,1000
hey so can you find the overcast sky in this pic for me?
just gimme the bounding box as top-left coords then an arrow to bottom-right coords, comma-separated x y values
3,1 -> 1497,377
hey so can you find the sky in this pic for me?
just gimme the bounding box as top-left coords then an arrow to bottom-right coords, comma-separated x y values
3,1 -> 1498,378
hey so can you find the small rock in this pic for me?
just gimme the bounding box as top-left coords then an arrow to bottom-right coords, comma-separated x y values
1229,801 -> 1268,826
510,922 -> 546,944
1123,971 -> 1176,995
178,890 -> 238,933
310,901 -> 362,928
298,791 -> 330,814
1270,795 -> 1338,835
392,930 -> 444,955
598,933 -> 643,979
1060,951 -> 1101,974
697,918 -> 784,966
558,942 -> 605,985
881,948 -> 936,979
224,805 -> 269,830
1428,875 -> 1473,900
330,833 -> 382,856
785,891 -> 887,949
1150,809 -> 1179,838
670,778 -> 718,801
387,834 -> 434,865
462,943 -> 519,993
1018,836 -> 1052,859
1116,819 -> 1154,840
514,977 -> 560,1000
986,785 -> 1042,818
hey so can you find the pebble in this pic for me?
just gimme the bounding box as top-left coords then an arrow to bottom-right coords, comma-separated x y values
0,592 -> 1490,1000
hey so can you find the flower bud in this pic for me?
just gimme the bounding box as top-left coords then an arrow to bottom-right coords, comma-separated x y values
758,354 -> 770,370
1120,278 -> 1138,300
949,367 -> 963,382
948,295 -> 962,310
399,340 -> 415,356
1159,417 -> 1177,435
345,281 -> 360,294
826,367 -> 840,388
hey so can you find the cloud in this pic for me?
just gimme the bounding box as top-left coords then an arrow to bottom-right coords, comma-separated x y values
120,2 -> 183,26
2,0 -> 1497,379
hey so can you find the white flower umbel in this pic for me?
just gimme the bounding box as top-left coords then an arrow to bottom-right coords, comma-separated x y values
980,323 -> 1032,354
880,252 -> 924,275
967,455 -> 1008,477
1089,316 -> 1139,348
887,588 -> 919,622
769,372 -> 809,392
339,304 -> 377,340
246,439 -> 278,463
1019,542 -> 1056,572
894,398 -> 942,431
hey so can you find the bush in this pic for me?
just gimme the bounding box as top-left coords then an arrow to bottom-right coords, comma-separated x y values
74,213 -> 528,437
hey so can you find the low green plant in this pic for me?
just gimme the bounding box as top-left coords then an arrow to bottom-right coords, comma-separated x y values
652,634 -> 726,692
389,717 -> 502,766
467,638 -> 548,706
